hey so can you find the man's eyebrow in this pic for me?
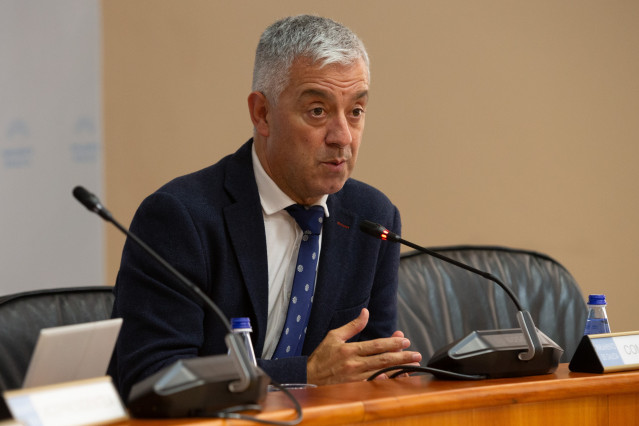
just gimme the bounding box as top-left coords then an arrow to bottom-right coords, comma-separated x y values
300,88 -> 330,100
354,90 -> 369,101
299,89 -> 369,102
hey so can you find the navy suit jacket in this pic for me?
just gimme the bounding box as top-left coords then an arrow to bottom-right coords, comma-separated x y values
108,140 -> 401,400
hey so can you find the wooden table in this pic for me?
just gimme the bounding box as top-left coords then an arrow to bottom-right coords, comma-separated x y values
116,364 -> 639,425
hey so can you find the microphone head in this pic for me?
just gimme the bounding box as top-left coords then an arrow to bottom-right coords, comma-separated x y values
73,185 -> 99,212
72,185 -> 113,221
359,220 -> 399,242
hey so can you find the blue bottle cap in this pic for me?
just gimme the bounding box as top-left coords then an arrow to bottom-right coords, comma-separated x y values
588,294 -> 606,305
231,317 -> 252,330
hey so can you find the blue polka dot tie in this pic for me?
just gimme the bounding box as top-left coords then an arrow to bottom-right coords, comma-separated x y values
273,204 -> 324,359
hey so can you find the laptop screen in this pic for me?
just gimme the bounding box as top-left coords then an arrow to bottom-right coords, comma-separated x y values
22,318 -> 122,389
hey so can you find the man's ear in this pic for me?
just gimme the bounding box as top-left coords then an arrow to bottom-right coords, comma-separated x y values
248,91 -> 270,137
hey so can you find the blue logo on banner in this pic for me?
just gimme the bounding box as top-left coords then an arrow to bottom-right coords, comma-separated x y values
70,116 -> 99,163
2,119 -> 34,169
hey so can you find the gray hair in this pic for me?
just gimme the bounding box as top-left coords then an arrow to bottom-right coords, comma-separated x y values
252,15 -> 370,103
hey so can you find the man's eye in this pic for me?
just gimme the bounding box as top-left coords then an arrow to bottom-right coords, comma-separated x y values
311,107 -> 324,116
352,108 -> 365,117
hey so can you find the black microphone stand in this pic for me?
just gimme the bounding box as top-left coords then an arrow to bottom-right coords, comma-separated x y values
360,220 -> 563,379
72,186 -> 273,418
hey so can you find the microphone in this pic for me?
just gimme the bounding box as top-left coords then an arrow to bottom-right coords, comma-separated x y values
360,220 -> 563,379
73,185 -> 114,222
72,186 -> 270,418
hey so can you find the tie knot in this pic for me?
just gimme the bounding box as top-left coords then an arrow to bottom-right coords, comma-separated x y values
286,204 -> 324,235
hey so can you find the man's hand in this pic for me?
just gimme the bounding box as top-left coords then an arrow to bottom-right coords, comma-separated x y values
306,308 -> 422,385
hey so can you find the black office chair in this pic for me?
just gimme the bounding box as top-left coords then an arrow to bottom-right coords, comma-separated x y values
397,246 -> 588,365
0,286 -> 114,393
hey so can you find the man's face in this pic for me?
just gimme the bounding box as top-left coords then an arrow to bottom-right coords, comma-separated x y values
256,57 -> 369,205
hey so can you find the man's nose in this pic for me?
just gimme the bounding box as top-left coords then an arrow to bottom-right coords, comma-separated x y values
325,114 -> 353,147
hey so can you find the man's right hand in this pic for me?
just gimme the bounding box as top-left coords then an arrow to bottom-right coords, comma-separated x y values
306,308 -> 422,385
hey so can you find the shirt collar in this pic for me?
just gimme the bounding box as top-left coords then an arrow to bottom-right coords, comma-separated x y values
251,142 -> 329,217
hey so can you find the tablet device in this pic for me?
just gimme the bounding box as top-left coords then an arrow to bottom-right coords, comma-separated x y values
22,318 -> 122,388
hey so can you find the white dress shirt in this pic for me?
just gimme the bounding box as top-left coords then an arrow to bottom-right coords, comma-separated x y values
251,144 -> 329,359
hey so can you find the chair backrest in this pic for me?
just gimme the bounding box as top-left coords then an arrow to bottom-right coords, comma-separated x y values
397,246 -> 587,364
0,286 -> 114,393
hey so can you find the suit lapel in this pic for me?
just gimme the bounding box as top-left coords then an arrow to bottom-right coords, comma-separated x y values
221,143 -> 360,356
304,195 -> 357,351
222,141 -> 269,351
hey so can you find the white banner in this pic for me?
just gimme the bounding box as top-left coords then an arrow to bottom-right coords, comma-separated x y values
0,0 -> 103,295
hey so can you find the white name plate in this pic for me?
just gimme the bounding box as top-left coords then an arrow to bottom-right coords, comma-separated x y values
3,376 -> 128,426
569,331 -> 639,373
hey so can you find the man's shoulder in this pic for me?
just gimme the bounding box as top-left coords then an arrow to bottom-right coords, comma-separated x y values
153,140 -> 253,200
334,178 -> 396,212
340,178 -> 391,200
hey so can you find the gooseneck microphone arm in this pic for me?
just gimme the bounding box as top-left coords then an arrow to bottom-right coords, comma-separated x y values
72,187 -> 257,390
359,220 -> 542,362
73,186 -> 304,424
74,183 -> 265,393
359,220 -> 523,311
72,185 -> 232,333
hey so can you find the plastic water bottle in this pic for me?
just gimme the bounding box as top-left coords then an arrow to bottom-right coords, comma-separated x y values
230,317 -> 257,366
583,294 -> 611,335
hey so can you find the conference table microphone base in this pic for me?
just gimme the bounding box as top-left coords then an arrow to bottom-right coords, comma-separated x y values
127,355 -> 270,418
427,327 -> 563,379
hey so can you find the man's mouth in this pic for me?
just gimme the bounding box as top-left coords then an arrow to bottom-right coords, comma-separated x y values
323,157 -> 348,166
320,159 -> 349,173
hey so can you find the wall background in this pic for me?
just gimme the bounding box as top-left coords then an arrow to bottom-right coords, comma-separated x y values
0,0 -> 102,295
103,1 -> 639,332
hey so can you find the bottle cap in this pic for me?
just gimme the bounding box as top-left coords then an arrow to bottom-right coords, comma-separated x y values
231,317 -> 252,330
588,294 -> 607,305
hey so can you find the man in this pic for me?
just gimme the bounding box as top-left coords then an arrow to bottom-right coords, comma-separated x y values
108,15 -> 421,400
